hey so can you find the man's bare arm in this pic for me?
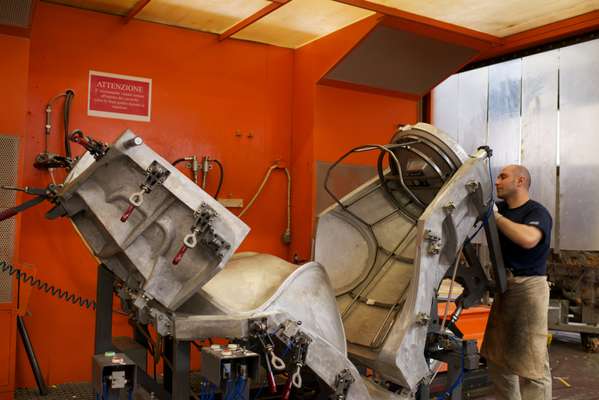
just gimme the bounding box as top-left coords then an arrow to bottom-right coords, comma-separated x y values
495,213 -> 543,249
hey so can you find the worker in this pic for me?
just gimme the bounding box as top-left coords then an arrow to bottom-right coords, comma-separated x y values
481,164 -> 553,400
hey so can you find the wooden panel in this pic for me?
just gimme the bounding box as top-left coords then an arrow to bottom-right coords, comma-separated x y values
233,0 -> 374,48
137,0 -> 271,34
367,0 -> 599,37
45,0 -> 139,16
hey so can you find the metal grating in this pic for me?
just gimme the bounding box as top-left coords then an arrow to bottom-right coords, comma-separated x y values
0,0 -> 33,28
0,135 -> 20,303
15,382 -> 94,400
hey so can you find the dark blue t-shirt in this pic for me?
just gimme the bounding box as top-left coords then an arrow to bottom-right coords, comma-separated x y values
497,200 -> 552,277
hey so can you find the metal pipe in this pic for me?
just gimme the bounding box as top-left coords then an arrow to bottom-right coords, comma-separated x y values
191,156 -> 199,184
17,316 -> 48,396
201,156 -> 210,189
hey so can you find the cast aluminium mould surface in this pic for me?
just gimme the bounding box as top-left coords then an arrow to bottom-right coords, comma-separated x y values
54,125 -> 491,398
58,129 -> 250,311
314,124 -> 492,390
173,261 -> 378,399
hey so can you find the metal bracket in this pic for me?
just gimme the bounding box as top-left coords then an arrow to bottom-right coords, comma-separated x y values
192,203 -> 231,260
172,203 -> 231,264
331,369 -> 355,400
69,130 -> 109,160
121,160 -> 171,222
286,331 -> 311,389
424,230 -> 442,255
466,180 -> 507,293
142,160 -> 170,191
290,331 -> 311,364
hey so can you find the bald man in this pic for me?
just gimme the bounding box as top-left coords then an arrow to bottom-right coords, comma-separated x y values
481,165 -> 553,400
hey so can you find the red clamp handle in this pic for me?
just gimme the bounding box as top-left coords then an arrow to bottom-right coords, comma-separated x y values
281,375 -> 293,400
120,204 -> 136,222
172,244 -> 188,265
267,369 -> 277,394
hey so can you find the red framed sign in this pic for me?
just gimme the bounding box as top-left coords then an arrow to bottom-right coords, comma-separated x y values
88,70 -> 152,122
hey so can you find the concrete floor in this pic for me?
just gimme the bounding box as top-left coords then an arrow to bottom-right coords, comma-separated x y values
476,331 -> 599,400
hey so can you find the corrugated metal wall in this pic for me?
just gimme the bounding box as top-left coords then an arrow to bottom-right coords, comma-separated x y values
433,38 -> 599,251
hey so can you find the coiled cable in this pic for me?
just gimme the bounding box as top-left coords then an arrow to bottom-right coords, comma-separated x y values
0,260 -> 96,310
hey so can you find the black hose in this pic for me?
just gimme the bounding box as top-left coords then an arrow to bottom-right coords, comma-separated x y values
172,158 -> 187,166
210,159 -> 224,199
63,90 -> 75,160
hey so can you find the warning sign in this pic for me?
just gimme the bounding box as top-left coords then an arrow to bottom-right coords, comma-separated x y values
88,70 -> 152,122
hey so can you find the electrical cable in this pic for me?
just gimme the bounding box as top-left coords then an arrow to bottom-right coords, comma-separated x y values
239,163 -> 292,243
465,156 -> 496,243
0,260 -> 96,310
172,158 -> 187,166
253,381 -> 266,400
439,249 -> 462,334
435,344 -> 465,400
210,159 -> 224,199
234,378 -> 246,400
283,167 -> 291,244
44,93 -> 68,154
427,248 -> 463,385
240,165 -> 277,217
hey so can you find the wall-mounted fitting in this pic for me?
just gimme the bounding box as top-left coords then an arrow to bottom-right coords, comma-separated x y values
173,156 -> 200,184
172,155 -> 224,199
201,156 -> 212,188
35,89 -> 76,170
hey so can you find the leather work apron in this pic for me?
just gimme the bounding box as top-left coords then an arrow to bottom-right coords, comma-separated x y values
481,275 -> 550,380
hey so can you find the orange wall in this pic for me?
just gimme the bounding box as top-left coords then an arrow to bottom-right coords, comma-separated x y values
289,15 -> 419,261
15,2 -> 293,388
314,85 -> 418,163
0,32 -> 30,400
0,34 -> 29,136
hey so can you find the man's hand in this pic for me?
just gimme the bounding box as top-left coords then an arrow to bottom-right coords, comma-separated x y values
493,203 -> 500,220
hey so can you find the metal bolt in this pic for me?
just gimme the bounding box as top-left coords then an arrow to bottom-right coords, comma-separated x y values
125,136 -> 143,148
415,312 -> 430,326
443,202 -> 456,214
465,180 -> 478,193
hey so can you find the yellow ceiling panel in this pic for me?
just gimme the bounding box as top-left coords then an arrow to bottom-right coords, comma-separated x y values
232,0 -> 375,48
45,0 -> 139,16
369,0 -> 599,37
136,0 -> 272,34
